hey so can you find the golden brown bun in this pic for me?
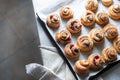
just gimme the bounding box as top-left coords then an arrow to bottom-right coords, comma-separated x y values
56,30 -> 71,44
101,0 -> 113,6
103,24 -> 118,39
95,10 -> 109,25
102,47 -> 117,63
81,10 -> 95,27
46,13 -> 60,28
66,19 -> 82,34
108,4 -> 120,20
85,0 -> 98,11
60,5 -> 73,19
77,35 -> 93,52
64,43 -> 80,59
113,36 -> 120,53
74,60 -> 89,75
89,28 -> 104,44
88,54 -> 104,69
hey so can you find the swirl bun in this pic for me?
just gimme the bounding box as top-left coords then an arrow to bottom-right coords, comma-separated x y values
77,35 -> 93,52
113,36 -> 120,53
102,47 -> 117,63
103,24 -> 118,39
81,10 -> 95,27
88,54 -> 104,69
60,5 -> 73,19
85,0 -> 98,11
66,19 -> 82,34
89,28 -> 104,44
56,30 -> 71,44
95,10 -> 109,25
108,4 -> 120,20
46,13 -> 60,28
101,0 -> 113,6
64,43 -> 80,59
74,60 -> 89,75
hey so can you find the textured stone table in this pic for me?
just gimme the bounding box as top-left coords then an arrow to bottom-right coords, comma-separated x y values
0,0 -> 41,80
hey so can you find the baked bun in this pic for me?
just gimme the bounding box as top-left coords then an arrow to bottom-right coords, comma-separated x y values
64,43 -> 80,59
56,30 -> 71,44
66,19 -> 82,34
88,54 -> 104,69
95,10 -> 109,25
101,0 -> 113,6
81,10 -> 95,27
102,47 -> 117,63
74,60 -> 89,75
46,13 -> 60,28
113,36 -> 120,53
85,0 -> 98,11
77,35 -> 93,52
89,28 -> 104,44
103,24 -> 118,39
60,5 -> 73,19
108,4 -> 120,20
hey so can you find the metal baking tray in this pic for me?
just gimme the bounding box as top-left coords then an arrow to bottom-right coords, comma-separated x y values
36,0 -> 120,79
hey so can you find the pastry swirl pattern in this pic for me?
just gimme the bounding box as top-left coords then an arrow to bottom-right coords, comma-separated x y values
89,28 -> 104,44
113,36 -> 120,53
103,24 -> 118,39
64,43 -> 80,59
77,35 -> 93,52
81,10 -> 95,26
60,5 -> 73,19
95,10 -> 109,25
74,60 -> 89,75
56,30 -> 71,44
85,0 -> 98,11
108,4 -> 120,20
102,47 -> 117,63
88,54 -> 103,69
66,19 -> 82,33
46,13 -> 60,28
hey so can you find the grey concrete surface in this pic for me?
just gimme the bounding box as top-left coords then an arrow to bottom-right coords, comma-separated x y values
0,0 -> 41,80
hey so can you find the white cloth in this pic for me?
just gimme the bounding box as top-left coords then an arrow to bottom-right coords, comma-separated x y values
26,46 -> 75,80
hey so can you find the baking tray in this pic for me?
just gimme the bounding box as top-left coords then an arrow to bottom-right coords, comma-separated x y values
37,0 -> 120,80
37,14 -> 120,80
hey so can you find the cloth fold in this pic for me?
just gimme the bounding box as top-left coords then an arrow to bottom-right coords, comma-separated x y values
25,46 -> 75,80
26,63 -> 62,80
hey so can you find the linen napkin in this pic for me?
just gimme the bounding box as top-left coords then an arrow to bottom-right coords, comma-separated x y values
26,46 -> 75,80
